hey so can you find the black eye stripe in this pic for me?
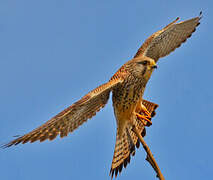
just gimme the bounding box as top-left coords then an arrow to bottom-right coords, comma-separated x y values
137,60 -> 148,65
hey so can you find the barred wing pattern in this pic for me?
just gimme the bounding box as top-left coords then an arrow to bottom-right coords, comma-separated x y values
134,12 -> 202,61
3,78 -> 125,148
110,100 -> 159,178
2,13 -> 201,180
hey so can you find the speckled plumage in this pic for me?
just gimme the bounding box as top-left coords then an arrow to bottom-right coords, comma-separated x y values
3,13 -> 201,179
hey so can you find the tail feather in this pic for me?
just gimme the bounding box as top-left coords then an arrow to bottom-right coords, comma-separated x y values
110,126 -> 135,178
110,99 -> 158,178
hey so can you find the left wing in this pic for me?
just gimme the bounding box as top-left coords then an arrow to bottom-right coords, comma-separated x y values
134,12 -> 202,62
2,78 -> 125,148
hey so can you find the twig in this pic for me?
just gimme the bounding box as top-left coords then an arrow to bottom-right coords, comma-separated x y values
133,126 -> 165,180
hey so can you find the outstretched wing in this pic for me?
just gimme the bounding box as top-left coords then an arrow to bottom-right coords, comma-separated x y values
134,12 -> 202,62
3,78 -> 125,148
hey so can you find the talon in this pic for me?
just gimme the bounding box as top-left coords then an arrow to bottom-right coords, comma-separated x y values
141,108 -> 151,119
136,113 -> 152,126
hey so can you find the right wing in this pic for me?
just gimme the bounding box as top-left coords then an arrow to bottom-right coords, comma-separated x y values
3,76 -> 126,148
134,12 -> 202,62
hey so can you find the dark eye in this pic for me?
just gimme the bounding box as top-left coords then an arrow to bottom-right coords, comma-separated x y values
138,60 -> 148,65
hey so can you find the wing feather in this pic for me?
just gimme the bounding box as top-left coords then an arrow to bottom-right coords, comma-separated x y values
134,12 -> 202,61
2,77 -> 125,148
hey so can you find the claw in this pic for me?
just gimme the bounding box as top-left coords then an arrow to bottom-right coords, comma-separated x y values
136,113 -> 152,126
140,108 -> 151,119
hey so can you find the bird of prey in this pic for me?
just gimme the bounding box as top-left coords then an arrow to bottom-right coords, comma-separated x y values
3,13 -> 201,178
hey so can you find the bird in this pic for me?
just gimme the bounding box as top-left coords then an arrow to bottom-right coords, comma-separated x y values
2,13 -> 201,179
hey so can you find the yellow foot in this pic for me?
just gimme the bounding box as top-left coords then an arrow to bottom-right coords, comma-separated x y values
140,106 -> 152,119
136,113 -> 152,126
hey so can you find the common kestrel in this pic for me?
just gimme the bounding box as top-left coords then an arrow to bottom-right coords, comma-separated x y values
3,13 -> 201,178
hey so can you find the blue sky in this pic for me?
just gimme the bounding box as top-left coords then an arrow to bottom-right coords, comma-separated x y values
0,0 -> 212,180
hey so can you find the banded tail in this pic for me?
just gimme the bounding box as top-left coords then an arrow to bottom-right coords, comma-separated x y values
110,99 -> 158,178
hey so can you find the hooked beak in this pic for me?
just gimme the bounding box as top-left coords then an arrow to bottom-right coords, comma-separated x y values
152,65 -> 158,69
150,60 -> 157,69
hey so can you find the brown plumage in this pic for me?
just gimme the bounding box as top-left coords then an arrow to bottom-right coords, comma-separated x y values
134,12 -> 202,62
2,13 -> 201,179
110,100 -> 158,178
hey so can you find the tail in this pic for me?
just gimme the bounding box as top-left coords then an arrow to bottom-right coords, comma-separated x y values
110,99 -> 158,178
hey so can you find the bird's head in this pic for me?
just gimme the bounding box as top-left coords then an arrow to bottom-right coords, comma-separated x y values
126,56 -> 157,81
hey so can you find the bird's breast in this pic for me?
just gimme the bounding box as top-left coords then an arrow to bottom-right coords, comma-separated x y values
112,79 -> 144,110
112,79 -> 144,135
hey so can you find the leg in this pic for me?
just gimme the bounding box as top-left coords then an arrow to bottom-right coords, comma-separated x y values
135,113 -> 152,126
138,103 -> 152,118
135,103 -> 152,126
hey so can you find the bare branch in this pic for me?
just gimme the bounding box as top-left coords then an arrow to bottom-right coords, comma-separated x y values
133,126 -> 165,180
